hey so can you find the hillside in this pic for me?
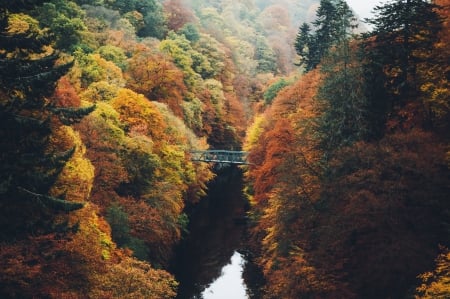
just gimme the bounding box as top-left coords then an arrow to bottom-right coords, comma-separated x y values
0,0 -> 449,298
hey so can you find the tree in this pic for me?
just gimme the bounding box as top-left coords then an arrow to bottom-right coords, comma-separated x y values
0,7 -> 92,239
312,0 -> 338,66
35,0 -> 88,51
263,78 -> 290,105
163,0 -> 196,32
417,0 -> 450,130
295,0 -> 357,71
106,0 -> 167,38
254,34 -> 277,73
364,0 -> 442,102
316,42 -> 370,158
125,48 -> 187,118
416,248 -> 450,298
294,22 -> 313,70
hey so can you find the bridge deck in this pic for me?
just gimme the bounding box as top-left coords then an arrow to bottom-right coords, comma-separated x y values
190,150 -> 250,165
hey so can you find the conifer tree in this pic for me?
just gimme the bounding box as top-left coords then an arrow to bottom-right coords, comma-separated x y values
0,5 -> 93,239
294,22 -> 314,70
364,0 -> 442,102
295,0 -> 357,71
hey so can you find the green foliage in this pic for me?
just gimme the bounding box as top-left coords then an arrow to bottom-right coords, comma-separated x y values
316,43 -> 370,158
80,81 -> 120,102
178,22 -> 200,42
97,45 -> 128,70
159,32 -> 202,88
73,50 -> 125,89
295,0 -> 357,71
364,0 -> 442,102
35,0 -> 88,51
255,34 -> 277,73
105,0 -> 167,39
263,78 -> 290,105
294,22 -> 313,70
106,203 -> 149,260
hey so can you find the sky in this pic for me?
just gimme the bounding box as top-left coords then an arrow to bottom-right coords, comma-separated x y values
346,0 -> 381,21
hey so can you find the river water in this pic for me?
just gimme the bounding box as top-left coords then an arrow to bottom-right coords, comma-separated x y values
171,167 -> 256,299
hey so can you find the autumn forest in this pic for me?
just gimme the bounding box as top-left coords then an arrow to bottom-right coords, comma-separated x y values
0,0 -> 449,298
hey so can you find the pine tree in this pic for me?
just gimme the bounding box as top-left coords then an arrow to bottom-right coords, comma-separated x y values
294,22 -> 314,70
316,43 -> 369,161
364,0 -> 442,102
0,6 -> 92,239
313,0 -> 338,65
294,0 -> 357,71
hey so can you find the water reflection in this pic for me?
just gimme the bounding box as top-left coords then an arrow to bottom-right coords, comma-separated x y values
202,251 -> 248,299
172,167 -> 249,299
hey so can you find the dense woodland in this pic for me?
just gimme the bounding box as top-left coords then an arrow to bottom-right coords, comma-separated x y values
0,0 -> 449,298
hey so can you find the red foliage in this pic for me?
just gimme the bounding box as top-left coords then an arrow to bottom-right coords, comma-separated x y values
52,76 -> 81,107
163,0 -> 196,31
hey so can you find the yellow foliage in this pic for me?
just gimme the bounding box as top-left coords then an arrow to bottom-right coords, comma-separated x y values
92,54 -> 125,87
80,80 -> 120,102
91,256 -> 178,299
112,88 -> 166,140
49,126 -> 95,202
244,114 -> 266,151
70,204 -> 115,260
7,13 -> 41,35
416,249 -> 450,299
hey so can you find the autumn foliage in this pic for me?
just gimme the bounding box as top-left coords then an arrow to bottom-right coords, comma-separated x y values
243,1 -> 450,298
1,0 -> 449,298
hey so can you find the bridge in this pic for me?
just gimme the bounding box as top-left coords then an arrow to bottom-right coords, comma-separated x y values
190,150 -> 250,165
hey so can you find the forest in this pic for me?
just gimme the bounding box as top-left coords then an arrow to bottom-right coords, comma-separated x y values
0,0 -> 448,298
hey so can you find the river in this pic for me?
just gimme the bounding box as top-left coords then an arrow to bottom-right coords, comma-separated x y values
171,166 -> 261,299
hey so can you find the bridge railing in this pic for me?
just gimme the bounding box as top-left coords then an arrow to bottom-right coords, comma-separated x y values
190,150 -> 250,165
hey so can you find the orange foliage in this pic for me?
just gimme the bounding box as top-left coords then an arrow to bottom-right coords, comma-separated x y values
112,88 -> 167,141
126,48 -> 187,118
245,70 -> 332,298
52,76 -> 81,107
246,59 -> 450,297
75,112 -> 129,208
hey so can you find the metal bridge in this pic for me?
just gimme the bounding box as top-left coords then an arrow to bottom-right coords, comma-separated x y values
190,150 -> 250,165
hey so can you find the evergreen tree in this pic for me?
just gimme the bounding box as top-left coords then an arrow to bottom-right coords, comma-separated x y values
364,0 -> 442,102
316,43 -> 369,161
294,0 -> 357,71
106,0 -> 167,39
0,7 -> 92,239
294,22 -> 314,70
312,0 -> 338,65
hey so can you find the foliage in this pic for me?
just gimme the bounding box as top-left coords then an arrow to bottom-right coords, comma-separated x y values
72,51 -> 125,89
363,0 -> 442,103
105,0 -> 167,39
245,6 -> 450,294
35,0 -> 88,51
263,78 -> 291,105
316,41 -> 370,157
125,46 -> 187,118
0,8 -> 90,242
417,0 -> 450,131
295,0 -> 357,71
416,248 -> 450,299
97,44 -> 128,70
93,256 -> 178,298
